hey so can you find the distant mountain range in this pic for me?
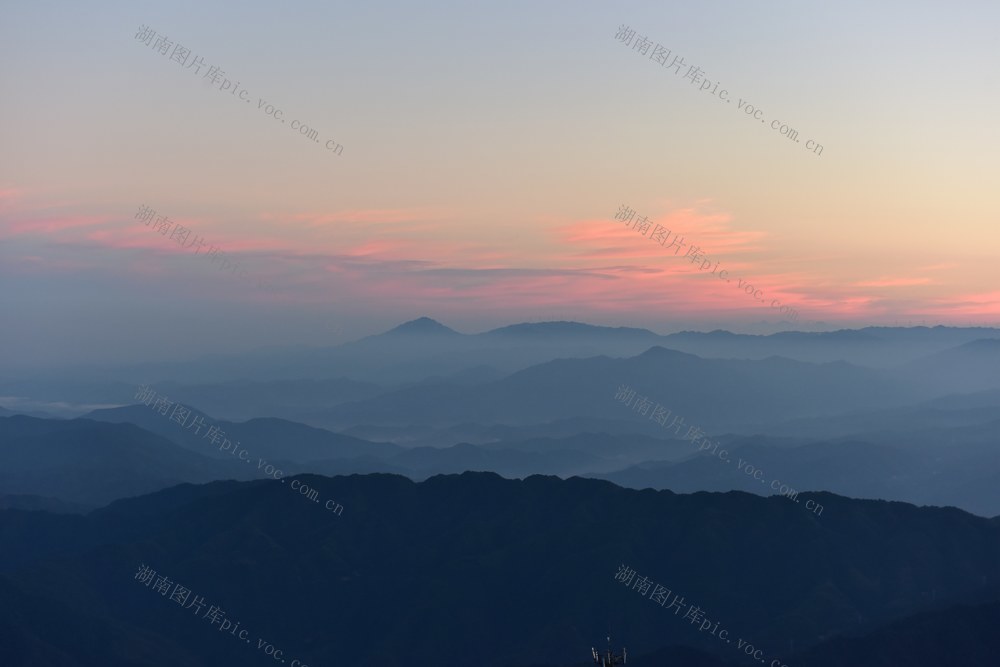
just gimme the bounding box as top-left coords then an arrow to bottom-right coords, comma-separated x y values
8,369 -> 1000,516
593,429 -> 1000,517
85,404 -> 401,462
4,320 -> 999,408
0,416 -> 231,507
5,319 -> 1000,665
317,346 -> 925,432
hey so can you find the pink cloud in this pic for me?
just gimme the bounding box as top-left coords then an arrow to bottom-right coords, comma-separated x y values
853,277 -> 935,287
554,206 -> 764,265
0,198 -> 962,324
263,208 -> 449,231
923,291 -> 1000,318
237,204 -> 847,322
3,214 -> 111,237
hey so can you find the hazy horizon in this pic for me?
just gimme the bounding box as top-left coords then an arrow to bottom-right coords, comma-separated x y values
4,1 -> 1000,367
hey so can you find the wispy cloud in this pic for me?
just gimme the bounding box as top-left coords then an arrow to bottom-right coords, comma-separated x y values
853,277 -> 934,288
0,198 -> 979,324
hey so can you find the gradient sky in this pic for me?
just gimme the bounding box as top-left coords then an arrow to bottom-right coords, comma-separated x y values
3,0 -> 999,367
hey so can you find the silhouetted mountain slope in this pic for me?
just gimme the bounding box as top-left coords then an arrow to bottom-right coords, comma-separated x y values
788,598 -> 1000,667
597,433 -> 1000,517
7,324 -> 1000,418
5,323 -> 1000,398
3,473 -> 1000,666
384,316 -> 461,336
323,347 -> 920,431
372,432 -> 693,479
0,414 -> 415,510
0,416 -> 231,507
0,414 -> 684,511
662,325 -> 1000,368
0,508 -> 92,573
15,400 -> 1000,519
340,416 -> 667,447
531,600 -> 1000,666
901,337 -> 1000,393
0,405 -> 56,419
62,319 -> 667,385
0,480 -> 268,574
485,321 -> 659,343
0,565 -> 220,667
385,441 -> 610,478
924,387 -> 1000,410
86,404 -> 401,462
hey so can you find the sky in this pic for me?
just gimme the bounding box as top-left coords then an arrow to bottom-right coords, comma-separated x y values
2,0 -> 999,367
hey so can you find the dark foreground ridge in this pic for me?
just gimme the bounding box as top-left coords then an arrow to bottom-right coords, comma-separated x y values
1,472 -> 999,666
